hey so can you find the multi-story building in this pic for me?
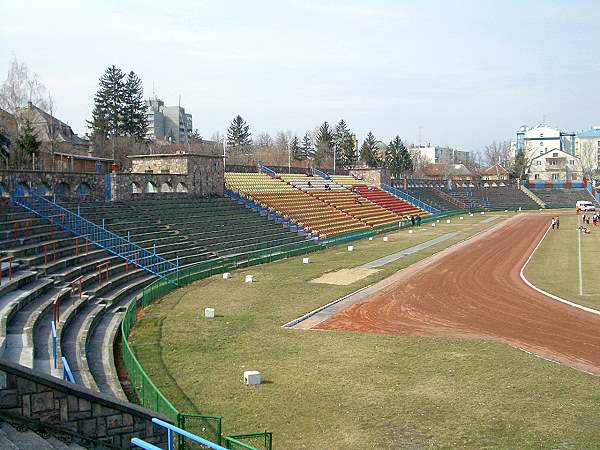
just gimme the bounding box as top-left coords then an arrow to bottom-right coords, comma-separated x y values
145,98 -> 193,144
515,124 -> 575,157
528,149 -> 582,181
574,127 -> 600,173
409,144 -> 470,165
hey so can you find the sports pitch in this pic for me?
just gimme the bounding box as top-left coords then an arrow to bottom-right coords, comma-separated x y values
129,212 -> 600,449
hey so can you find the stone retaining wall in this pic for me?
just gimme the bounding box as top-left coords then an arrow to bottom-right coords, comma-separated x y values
0,360 -> 169,449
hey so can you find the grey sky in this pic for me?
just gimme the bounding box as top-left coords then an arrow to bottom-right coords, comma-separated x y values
2,0 -> 599,151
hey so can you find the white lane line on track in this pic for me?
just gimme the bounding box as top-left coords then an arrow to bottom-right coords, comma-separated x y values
578,228 -> 584,296
520,221 -> 600,317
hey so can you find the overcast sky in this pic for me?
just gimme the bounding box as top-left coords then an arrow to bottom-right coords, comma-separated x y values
1,0 -> 599,151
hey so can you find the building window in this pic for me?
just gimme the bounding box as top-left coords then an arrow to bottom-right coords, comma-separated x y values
534,174 -> 540,179
553,152 -> 558,157
535,160 -> 541,165
540,142 -> 544,146
570,160 -> 574,165
551,173 -> 559,180
160,168 -> 170,174
540,134 -> 544,138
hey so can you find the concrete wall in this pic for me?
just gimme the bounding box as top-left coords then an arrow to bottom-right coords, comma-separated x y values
349,168 -> 390,187
0,360 -> 169,449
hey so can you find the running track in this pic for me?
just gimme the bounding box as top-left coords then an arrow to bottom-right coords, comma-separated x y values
317,213 -> 600,374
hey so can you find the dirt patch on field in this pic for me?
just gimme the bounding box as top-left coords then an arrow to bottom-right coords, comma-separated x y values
311,268 -> 379,285
317,213 -> 600,375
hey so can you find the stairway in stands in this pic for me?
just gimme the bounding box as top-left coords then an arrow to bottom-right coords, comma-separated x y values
0,416 -> 95,449
0,195 -> 308,407
529,188 -> 599,209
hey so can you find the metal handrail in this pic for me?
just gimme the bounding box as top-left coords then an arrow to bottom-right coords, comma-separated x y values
12,188 -> 178,285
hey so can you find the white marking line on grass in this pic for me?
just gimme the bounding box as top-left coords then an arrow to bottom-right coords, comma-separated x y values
520,223 -> 600,317
578,228 -> 584,296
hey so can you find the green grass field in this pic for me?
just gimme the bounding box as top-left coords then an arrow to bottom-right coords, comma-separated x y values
130,212 -> 600,449
524,213 -> 600,310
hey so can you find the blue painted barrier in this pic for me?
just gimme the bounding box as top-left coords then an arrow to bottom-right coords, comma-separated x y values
313,168 -> 330,180
62,357 -> 75,384
51,321 -> 57,369
132,418 -> 229,450
12,188 -> 178,285
380,183 -> 441,214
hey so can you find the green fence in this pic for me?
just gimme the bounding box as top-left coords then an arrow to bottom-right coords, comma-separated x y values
225,433 -> 273,450
120,239 -> 322,449
121,208 -> 514,448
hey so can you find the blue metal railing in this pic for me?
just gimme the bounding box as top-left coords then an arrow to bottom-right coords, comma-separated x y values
258,163 -> 277,178
381,183 -> 441,214
313,168 -> 330,180
51,321 -> 57,369
62,356 -> 75,384
132,418 -> 228,450
12,188 -> 178,285
224,188 -> 309,236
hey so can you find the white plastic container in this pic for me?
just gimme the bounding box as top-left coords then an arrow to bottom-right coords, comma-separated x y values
243,370 -> 261,385
347,245 -> 354,252
302,257 -> 310,264
204,308 -> 215,318
245,275 -> 254,283
383,236 -> 389,242
223,272 -> 231,280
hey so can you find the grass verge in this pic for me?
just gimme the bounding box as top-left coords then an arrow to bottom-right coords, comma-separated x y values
130,212 -> 600,449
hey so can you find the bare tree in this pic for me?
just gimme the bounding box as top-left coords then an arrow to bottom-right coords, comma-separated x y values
579,140 -> 597,179
255,132 -> 273,148
409,148 -> 433,177
210,131 -> 224,143
0,57 -> 50,113
483,140 -> 512,168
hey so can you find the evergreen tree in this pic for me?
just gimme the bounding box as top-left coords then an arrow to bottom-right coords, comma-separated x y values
300,131 -> 315,159
15,119 -> 41,169
290,135 -> 304,160
88,65 -> 125,140
360,131 -> 381,167
385,136 -> 411,179
226,115 -> 252,148
122,71 -> 148,139
334,119 -> 356,168
512,148 -> 527,179
315,121 -> 334,164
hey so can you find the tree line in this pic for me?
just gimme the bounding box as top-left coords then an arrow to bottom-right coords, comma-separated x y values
224,115 -> 414,178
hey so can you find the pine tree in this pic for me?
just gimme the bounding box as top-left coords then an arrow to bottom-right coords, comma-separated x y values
290,136 -> 304,160
300,131 -> 314,159
360,131 -> 381,167
88,65 -> 125,140
315,121 -> 334,165
226,115 -> 252,148
15,119 -> 41,169
122,71 -> 148,139
512,148 -> 527,179
385,136 -> 407,179
334,119 -> 356,168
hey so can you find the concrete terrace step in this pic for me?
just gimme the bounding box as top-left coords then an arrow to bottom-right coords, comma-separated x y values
0,270 -> 36,298
0,278 -> 54,352
0,421 -> 56,450
0,420 -> 87,450
3,286 -> 69,369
